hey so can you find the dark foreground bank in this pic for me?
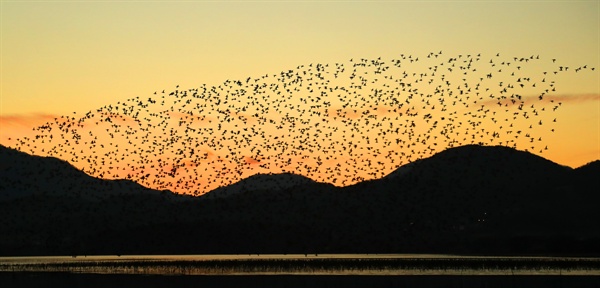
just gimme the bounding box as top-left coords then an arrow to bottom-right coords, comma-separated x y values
2,273 -> 599,288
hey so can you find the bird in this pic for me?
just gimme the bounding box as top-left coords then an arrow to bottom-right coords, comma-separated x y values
7,52 -> 590,196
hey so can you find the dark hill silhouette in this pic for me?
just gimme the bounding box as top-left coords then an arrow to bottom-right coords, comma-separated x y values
346,145 -> 599,254
202,172 -> 324,199
0,144 -> 182,201
573,160 -> 600,181
0,144 -> 598,256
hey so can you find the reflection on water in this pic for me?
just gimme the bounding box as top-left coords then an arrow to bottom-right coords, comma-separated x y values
1,254 -> 599,276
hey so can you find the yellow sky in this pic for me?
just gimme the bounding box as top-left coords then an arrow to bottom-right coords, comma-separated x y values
1,1 -> 599,195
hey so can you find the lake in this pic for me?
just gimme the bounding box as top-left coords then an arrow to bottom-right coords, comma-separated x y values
1,254 -> 599,288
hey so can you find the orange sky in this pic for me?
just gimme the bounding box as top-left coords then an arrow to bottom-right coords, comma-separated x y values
1,2 -> 598,195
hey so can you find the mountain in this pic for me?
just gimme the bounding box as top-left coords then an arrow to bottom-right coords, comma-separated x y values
0,144 -> 181,201
345,145 -> 599,253
0,145 -> 191,255
0,144 -> 598,256
202,172 -> 324,199
573,160 -> 600,181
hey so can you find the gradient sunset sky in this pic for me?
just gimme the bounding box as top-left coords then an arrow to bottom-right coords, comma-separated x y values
1,1 -> 598,195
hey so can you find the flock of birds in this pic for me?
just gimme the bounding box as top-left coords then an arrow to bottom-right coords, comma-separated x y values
9,52 -> 595,196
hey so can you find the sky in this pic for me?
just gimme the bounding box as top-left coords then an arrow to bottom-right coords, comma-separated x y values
1,0 -> 599,195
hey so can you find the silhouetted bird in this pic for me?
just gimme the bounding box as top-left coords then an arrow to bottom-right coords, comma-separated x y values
8,52 -> 592,196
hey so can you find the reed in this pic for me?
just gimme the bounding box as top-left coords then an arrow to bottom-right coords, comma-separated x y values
2,257 -> 600,275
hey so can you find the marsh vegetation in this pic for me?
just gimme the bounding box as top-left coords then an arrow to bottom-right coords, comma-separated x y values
2,255 -> 599,276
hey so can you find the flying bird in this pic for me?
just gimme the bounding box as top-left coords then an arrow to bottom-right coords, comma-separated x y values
8,52 -> 590,196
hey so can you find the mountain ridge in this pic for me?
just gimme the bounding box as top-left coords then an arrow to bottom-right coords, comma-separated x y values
0,144 -> 598,256
0,144 -> 182,201
202,172 -> 326,199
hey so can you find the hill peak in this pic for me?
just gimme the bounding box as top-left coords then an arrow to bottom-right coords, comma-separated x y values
202,172 -> 318,199
0,144 -> 178,201
384,144 -> 570,180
